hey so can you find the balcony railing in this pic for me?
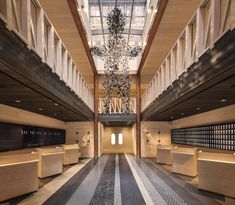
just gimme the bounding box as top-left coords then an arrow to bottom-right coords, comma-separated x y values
141,0 -> 234,112
0,0 -> 94,111
99,98 -> 136,114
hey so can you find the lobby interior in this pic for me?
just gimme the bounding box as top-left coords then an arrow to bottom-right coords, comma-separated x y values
0,0 -> 235,204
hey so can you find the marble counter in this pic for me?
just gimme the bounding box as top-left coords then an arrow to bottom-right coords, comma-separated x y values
172,147 -> 198,177
62,144 -> 80,165
156,145 -> 172,165
36,147 -> 64,178
198,152 -> 235,197
0,153 -> 39,202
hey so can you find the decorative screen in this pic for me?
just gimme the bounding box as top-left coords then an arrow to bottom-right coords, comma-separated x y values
171,122 -> 235,151
0,122 -> 65,152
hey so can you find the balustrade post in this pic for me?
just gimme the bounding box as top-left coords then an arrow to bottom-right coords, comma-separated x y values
36,7 -> 44,60
47,27 -> 54,68
210,0 -> 220,42
185,25 -> 192,68
21,0 -> 31,44
196,7 -> 204,58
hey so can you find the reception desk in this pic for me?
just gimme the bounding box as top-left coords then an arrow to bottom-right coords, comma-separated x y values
36,147 -> 64,178
62,144 -> 80,165
0,152 -> 39,202
156,145 -> 172,165
172,147 -> 198,177
198,152 -> 235,197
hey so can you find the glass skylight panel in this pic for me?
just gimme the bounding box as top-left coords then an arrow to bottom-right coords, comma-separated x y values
88,0 -> 147,72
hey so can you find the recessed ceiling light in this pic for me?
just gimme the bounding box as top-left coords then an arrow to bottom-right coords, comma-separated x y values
181,113 -> 184,115
54,103 -> 58,106
54,113 -> 57,116
196,107 -> 201,110
170,116 -> 174,119
16,100 -> 21,103
221,99 -> 227,102
38,108 -> 43,111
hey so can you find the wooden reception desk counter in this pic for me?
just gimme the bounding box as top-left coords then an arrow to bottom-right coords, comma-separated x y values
36,147 -> 64,178
156,145 -> 172,165
62,144 -> 80,165
198,152 -> 235,197
172,147 -> 198,177
0,152 -> 39,202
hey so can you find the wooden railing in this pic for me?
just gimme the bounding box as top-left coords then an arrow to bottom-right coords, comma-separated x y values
0,0 -> 94,111
99,98 -> 136,114
141,0 -> 234,112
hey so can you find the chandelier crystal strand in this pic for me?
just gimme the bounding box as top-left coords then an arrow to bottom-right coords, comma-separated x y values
90,7 -> 142,114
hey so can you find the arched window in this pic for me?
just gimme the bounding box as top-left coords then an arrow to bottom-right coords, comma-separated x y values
111,133 -> 116,145
118,133 -> 123,145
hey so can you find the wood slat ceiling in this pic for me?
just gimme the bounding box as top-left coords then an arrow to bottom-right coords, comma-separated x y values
39,0 -> 94,88
0,71 -> 86,121
151,74 -> 235,121
140,0 -> 201,89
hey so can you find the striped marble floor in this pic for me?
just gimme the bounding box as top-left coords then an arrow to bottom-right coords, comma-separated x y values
2,154 -> 233,205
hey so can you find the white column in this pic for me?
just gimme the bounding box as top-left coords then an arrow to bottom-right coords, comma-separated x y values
47,27 -> 54,68
210,0 -> 220,42
62,50 -> 68,83
185,25 -> 192,68
196,7 -> 204,58
21,0 -> 31,44
56,40 -> 62,77
36,7 -> 44,60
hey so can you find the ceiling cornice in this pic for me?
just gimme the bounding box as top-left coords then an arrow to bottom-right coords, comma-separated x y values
67,0 -> 98,76
137,0 -> 169,75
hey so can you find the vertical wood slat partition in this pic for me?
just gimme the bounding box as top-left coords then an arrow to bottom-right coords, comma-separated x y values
0,0 -> 94,112
141,0 -> 234,112
98,98 -> 137,114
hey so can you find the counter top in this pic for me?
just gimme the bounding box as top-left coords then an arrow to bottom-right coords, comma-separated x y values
0,159 -> 39,167
198,158 -> 235,164
172,151 -> 195,155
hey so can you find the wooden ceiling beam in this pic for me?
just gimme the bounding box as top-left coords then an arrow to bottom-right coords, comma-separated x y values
67,0 -> 97,76
137,0 -> 169,75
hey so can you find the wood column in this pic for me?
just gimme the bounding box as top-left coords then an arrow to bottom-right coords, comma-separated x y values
136,74 -> 141,158
94,74 -> 99,158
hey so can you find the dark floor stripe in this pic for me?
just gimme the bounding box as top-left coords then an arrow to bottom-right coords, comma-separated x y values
147,158 -> 224,205
119,154 -> 145,205
43,159 -> 98,205
89,154 -> 116,205
142,158 -> 222,205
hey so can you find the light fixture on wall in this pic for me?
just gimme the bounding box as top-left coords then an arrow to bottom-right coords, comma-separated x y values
90,6 -> 142,114
111,133 -> 116,145
118,133 -> 123,145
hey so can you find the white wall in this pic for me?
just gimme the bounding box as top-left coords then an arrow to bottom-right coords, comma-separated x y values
0,104 -> 65,129
65,121 -> 94,158
172,104 -> 235,129
141,121 -> 171,157
102,126 -> 134,153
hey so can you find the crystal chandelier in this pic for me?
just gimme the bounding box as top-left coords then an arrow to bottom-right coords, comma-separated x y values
90,6 -> 142,114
